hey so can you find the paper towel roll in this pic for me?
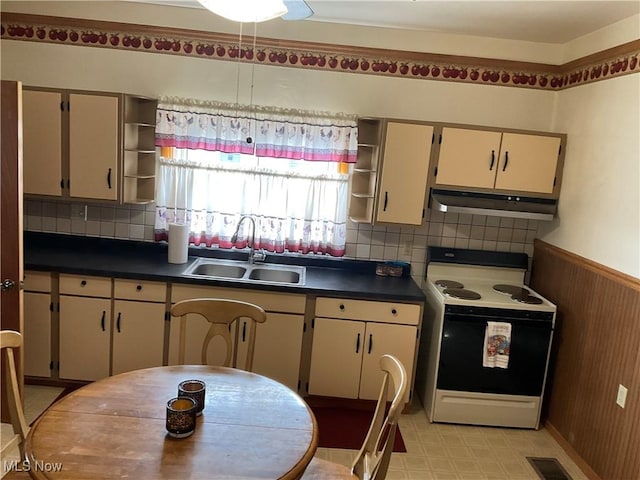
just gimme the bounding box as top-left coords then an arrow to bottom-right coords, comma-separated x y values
168,223 -> 189,264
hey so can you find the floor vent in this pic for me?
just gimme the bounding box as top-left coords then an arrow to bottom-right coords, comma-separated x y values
527,457 -> 573,480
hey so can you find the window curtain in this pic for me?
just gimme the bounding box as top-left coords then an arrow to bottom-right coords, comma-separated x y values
156,97 -> 358,163
154,98 -> 354,257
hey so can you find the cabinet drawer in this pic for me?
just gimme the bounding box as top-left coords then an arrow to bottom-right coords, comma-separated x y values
24,271 -> 51,292
114,279 -> 167,302
315,297 -> 421,325
171,285 -> 305,314
59,274 -> 111,298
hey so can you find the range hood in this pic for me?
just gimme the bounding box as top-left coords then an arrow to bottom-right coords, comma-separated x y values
430,189 -> 557,221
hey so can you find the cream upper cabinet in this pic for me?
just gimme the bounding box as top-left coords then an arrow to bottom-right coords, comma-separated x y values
68,93 -> 120,200
494,133 -> 562,193
435,127 -> 562,195
375,121 -> 434,225
22,87 -> 121,202
22,90 -> 63,196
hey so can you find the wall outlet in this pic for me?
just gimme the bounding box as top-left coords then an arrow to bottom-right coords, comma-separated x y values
616,384 -> 628,408
71,203 -> 87,221
403,238 -> 413,256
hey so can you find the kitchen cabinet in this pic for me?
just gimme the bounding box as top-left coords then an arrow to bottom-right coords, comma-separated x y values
58,274 -> 112,381
308,297 -> 420,402
348,119 -> 434,226
122,95 -> 158,204
23,87 -> 121,201
112,279 -> 167,375
170,285 -> 305,390
375,121 -> 434,225
434,127 -> 563,195
23,271 -> 53,378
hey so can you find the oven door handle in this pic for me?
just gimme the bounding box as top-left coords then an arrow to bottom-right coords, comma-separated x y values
445,315 -> 554,328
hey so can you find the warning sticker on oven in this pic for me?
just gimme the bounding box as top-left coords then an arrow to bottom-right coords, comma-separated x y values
483,321 -> 512,369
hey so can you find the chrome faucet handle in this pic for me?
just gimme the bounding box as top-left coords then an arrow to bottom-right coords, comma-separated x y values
252,250 -> 266,263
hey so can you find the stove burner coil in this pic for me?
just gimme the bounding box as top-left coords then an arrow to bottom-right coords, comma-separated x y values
443,288 -> 481,300
493,284 -> 531,296
435,279 -> 464,289
511,293 -> 543,305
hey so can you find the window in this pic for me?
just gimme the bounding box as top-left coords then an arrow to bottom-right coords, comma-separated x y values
154,99 -> 358,256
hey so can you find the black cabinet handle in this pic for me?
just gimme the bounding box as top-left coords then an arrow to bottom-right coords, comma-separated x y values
383,191 -> 388,211
116,312 -> 121,333
107,168 -> 112,189
81,280 -> 87,286
391,308 -> 397,315
502,151 -> 509,171
136,285 -> 142,291
356,333 -> 361,353
489,150 -> 495,170
339,304 -> 345,311
242,321 -> 246,342
368,334 -> 373,354
60,179 -> 64,189
100,311 -> 106,331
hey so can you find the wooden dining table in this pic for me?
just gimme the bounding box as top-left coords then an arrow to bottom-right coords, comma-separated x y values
25,365 -> 318,479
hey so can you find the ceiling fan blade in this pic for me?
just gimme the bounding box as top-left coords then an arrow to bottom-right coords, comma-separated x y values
282,0 -> 313,20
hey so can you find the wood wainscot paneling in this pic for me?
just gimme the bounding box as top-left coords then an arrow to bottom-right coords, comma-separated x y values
531,240 -> 640,480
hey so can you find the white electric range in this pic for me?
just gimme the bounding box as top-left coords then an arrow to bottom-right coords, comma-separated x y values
415,247 -> 556,429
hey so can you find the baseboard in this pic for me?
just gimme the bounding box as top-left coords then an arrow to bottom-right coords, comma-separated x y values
544,420 -> 602,480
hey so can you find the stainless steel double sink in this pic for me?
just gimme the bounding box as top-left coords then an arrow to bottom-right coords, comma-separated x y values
182,257 -> 306,285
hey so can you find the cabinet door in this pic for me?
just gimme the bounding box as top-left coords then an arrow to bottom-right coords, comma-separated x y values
435,127 -> 503,189
308,318 -> 365,399
376,122 -> 433,225
69,93 -> 120,200
23,292 -> 52,377
59,296 -> 111,381
112,300 -> 166,375
495,133 -> 561,194
22,90 -> 63,196
359,322 -> 417,402
250,313 -> 304,390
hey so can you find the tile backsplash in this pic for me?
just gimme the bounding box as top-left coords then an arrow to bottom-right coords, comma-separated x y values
25,199 -> 539,286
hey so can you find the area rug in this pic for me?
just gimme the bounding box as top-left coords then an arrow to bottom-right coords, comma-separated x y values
310,405 -> 406,452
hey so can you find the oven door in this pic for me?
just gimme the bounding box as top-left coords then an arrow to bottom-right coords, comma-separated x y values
437,305 -> 554,396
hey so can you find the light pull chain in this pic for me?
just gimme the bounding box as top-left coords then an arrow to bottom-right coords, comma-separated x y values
247,22 -> 258,153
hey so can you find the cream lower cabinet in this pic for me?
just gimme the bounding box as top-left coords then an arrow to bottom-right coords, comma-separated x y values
309,298 -> 421,402
170,285 -> 305,390
58,274 -> 112,381
112,279 -> 167,375
23,271 -> 53,378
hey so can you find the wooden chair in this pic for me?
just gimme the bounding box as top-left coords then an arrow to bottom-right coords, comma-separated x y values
170,298 -> 267,370
302,354 -> 408,480
1,331 -> 30,463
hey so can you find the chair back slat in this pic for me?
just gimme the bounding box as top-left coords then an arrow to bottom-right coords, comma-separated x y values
352,354 -> 407,480
170,298 -> 267,370
1,330 -> 30,462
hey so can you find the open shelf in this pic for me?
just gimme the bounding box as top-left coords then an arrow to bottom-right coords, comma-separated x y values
348,118 -> 382,224
122,96 -> 158,205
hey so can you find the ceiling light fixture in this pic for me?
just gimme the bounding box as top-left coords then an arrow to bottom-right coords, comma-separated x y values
197,0 -> 288,23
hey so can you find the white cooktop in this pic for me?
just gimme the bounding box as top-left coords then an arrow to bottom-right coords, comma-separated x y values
424,263 -> 557,312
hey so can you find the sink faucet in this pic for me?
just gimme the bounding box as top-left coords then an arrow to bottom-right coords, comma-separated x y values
230,215 -> 266,264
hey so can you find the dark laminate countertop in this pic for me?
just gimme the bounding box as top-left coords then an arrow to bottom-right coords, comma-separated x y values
25,233 -> 426,303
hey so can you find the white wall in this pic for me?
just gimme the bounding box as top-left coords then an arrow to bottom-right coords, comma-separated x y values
0,34 -> 555,132
539,17 -> 640,278
541,74 -> 640,277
